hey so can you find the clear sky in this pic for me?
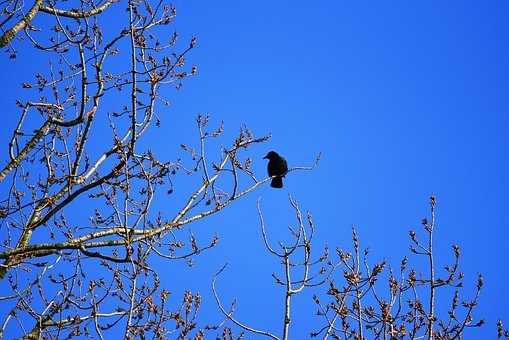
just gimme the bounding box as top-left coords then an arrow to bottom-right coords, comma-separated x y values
1,0 -> 508,338
171,1 -> 509,337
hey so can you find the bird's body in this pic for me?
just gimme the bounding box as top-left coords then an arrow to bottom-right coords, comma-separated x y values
264,151 -> 288,188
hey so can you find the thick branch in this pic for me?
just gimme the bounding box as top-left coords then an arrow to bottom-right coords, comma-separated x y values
39,0 -> 116,18
0,119 -> 51,182
0,0 -> 43,47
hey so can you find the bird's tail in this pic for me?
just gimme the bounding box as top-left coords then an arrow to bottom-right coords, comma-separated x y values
271,176 -> 283,188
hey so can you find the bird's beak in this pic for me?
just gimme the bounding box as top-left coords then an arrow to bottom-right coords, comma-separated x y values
263,155 -> 268,159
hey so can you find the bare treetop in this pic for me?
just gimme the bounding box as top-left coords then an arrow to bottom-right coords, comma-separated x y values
0,1 -> 316,338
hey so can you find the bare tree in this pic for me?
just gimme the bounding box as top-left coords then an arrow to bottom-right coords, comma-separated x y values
213,196 -> 332,340
313,196 -> 484,339
214,196 -> 487,339
0,1 -> 314,338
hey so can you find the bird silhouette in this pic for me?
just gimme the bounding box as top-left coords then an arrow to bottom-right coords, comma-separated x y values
264,151 -> 288,188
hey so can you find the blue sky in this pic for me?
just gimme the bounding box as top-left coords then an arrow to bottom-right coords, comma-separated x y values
167,1 -> 509,336
1,0 -> 508,338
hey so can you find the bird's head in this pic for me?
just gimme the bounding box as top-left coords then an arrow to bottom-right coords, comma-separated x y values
263,151 -> 279,160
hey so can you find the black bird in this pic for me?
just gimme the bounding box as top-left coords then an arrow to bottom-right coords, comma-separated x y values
264,151 -> 288,188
